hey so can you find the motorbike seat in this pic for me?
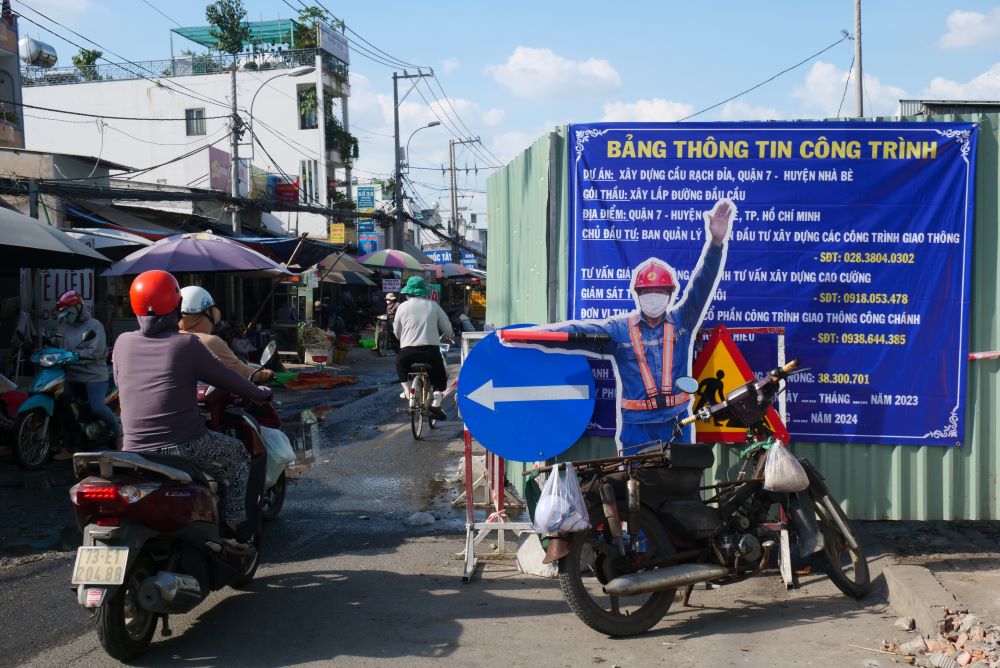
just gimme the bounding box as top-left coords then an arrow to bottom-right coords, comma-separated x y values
140,453 -> 216,490
664,443 -> 715,469
409,363 -> 432,373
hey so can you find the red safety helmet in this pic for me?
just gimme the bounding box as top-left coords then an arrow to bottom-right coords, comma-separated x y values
633,260 -> 676,291
129,270 -> 181,316
56,290 -> 84,312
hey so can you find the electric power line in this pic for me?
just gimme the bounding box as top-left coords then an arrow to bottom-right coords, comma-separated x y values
1,100 -> 228,122
17,1 -> 231,111
679,33 -> 852,122
138,0 -> 182,27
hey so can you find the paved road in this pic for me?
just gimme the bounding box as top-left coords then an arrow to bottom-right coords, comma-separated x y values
3,350 -> 905,667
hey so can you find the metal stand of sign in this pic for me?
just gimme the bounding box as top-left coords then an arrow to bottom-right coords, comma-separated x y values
456,332 -> 532,583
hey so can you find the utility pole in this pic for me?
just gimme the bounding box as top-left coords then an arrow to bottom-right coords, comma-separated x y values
230,66 -> 242,235
855,0 -> 863,118
446,137 -> 481,264
391,70 -> 433,249
448,140 -> 459,264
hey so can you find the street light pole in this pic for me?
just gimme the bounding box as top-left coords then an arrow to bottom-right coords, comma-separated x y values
405,121 -> 441,174
249,65 -> 316,163
391,70 -> 433,250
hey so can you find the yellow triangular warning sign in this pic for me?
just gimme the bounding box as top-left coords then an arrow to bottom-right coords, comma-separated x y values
691,325 -> 789,443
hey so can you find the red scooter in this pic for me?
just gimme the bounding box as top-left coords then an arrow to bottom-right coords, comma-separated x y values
68,365 -> 275,660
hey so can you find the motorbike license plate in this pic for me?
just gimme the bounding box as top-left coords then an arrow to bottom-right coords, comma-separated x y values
71,547 -> 129,585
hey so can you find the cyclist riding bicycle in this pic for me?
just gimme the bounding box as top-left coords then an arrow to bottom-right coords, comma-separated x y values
393,277 -> 452,420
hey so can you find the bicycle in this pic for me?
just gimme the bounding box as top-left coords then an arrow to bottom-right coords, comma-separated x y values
404,340 -> 451,440
374,315 -> 394,357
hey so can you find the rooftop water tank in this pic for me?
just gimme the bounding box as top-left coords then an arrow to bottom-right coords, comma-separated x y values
18,37 -> 57,68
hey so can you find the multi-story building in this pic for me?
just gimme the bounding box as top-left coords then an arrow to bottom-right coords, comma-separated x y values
20,18 -> 352,239
0,1 -> 24,149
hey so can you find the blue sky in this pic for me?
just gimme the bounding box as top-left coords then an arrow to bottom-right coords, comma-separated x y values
18,0 -> 1000,213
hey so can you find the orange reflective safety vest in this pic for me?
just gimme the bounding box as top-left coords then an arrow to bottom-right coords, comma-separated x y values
620,313 -> 691,411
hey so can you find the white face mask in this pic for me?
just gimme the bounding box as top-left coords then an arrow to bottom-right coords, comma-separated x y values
637,293 -> 670,318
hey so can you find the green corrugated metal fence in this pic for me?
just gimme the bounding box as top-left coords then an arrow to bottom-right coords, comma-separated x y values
486,117 -> 999,520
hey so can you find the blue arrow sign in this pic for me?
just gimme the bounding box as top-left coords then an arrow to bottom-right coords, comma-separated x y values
458,329 -> 595,462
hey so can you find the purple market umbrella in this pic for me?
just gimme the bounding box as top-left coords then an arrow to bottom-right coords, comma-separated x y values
357,249 -> 424,271
102,232 -> 290,277
422,262 -> 474,279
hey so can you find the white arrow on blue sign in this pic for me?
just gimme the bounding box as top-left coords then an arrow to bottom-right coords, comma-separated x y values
457,329 -> 596,462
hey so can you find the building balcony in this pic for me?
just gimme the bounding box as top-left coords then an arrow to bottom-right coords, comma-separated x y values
21,48 -> 348,87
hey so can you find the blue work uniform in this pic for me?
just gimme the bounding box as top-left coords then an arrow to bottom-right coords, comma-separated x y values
543,244 -> 724,453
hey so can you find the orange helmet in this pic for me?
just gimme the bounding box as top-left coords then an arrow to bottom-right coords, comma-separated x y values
633,260 -> 675,291
129,270 -> 181,316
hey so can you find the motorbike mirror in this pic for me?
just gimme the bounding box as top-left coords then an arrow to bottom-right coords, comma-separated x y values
259,341 -> 277,367
675,376 -> 699,394
81,329 -> 96,342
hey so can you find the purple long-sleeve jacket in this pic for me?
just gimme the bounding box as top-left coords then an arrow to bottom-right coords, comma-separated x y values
112,312 -> 271,452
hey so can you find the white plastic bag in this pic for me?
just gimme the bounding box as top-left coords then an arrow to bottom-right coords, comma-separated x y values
763,442 -> 809,493
532,463 -> 590,534
260,426 -> 296,489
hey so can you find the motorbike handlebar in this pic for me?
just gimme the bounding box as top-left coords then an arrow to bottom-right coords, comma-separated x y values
679,414 -> 698,427
498,330 -> 611,343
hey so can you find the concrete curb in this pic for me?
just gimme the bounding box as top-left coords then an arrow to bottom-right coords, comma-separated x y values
883,564 -> 960,635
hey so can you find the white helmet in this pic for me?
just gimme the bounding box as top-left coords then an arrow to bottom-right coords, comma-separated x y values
180,286 -> 216,315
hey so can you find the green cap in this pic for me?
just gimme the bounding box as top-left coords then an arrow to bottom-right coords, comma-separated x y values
400,275 -> 430,296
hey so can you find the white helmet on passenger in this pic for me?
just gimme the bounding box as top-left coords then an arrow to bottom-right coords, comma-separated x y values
180,286 -> 216,315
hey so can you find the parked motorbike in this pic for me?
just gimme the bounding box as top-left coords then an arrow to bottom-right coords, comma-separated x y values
244,343 -> 293,521
68,345 -> 279,660
543,359 -> 871,637
14,330 -> 119,470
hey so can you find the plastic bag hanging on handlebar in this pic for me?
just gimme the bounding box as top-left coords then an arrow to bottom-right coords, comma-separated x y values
763,441 -> 810,493
532,463 -> 591,534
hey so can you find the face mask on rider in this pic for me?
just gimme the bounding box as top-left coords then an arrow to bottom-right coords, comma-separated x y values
637,292 -> 671,319
62,308 -> 80,325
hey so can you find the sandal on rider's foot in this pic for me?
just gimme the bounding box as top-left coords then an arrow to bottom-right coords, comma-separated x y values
429,406 -> 447,420
221,537 -> 252,553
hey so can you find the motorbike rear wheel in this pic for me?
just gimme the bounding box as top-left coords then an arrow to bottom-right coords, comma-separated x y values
261,471 -> 287,521
815,494 -> 871,599
558,506 -> 676,637
97,553 -> 158,661
14,408 -> 53,470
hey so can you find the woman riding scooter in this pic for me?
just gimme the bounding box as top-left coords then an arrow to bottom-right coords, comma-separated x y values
178,286 -> 274,384
54,290 -> 121,458
113,271 -> 271,545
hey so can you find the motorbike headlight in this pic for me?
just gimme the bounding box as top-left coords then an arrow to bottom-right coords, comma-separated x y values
38,353 -> 60,367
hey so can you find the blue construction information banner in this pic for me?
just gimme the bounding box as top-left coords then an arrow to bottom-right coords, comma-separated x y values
569,121 -> 977,446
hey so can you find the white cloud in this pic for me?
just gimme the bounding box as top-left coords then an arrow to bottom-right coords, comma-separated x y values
718,100 -> 782,121
486,46 -> 621,99
940,8 -> 1000,49
792,61 -> 907,118
481,108 -> 505,126
440,58 -> 460,74
601,98 -> 692,122
924,63 -> 1000,99
489,129 -> 541,163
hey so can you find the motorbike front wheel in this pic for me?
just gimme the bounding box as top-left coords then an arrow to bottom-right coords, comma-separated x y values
14,408 -> 53,470
97,553 -> 158,661
815,494 -> 872,599
558,505 -> 676,637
